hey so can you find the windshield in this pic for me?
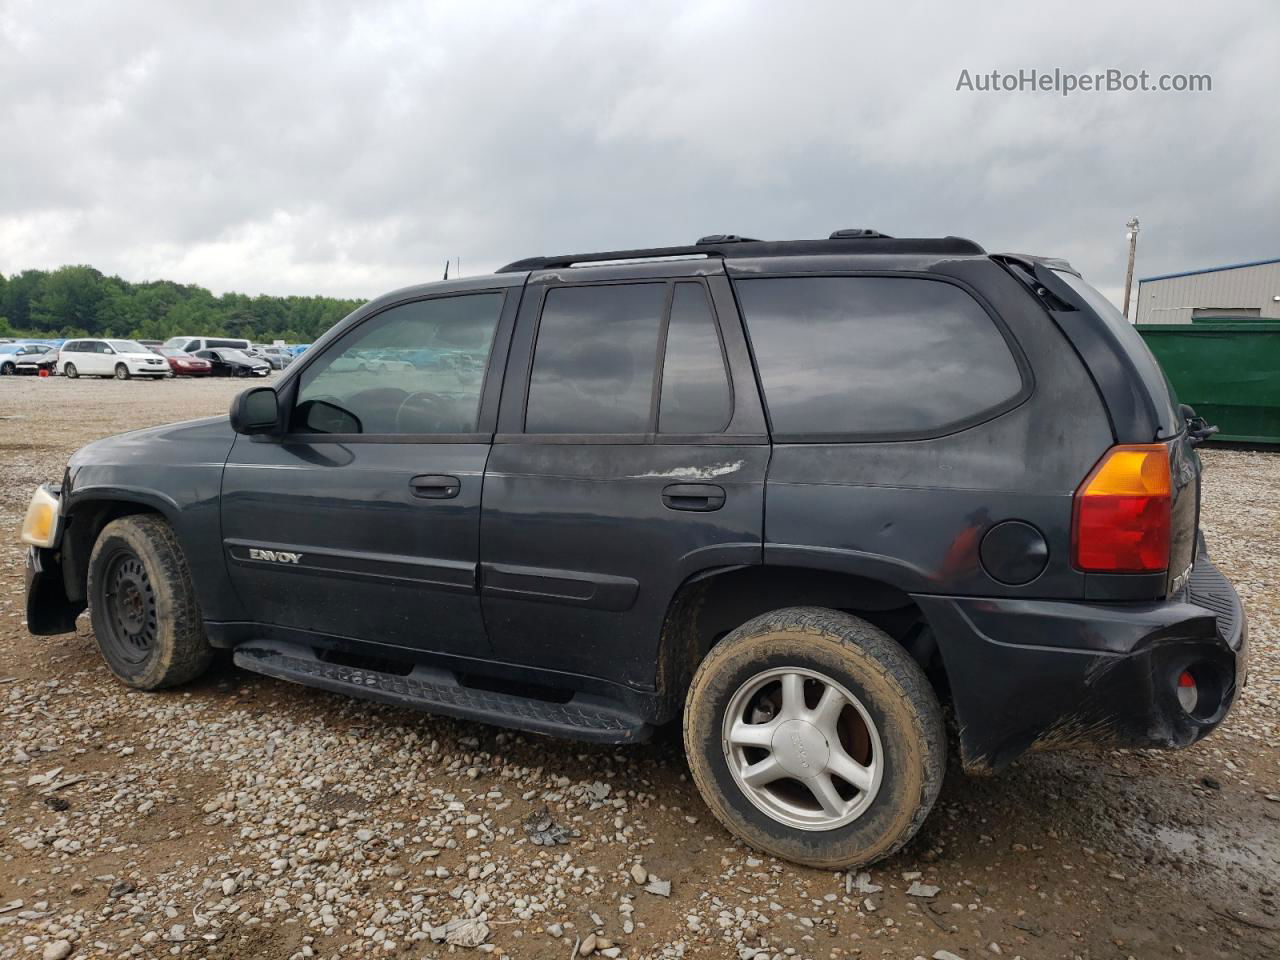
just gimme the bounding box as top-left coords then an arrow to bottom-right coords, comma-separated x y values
1053,270 -> 1181,437
219,349 -> 253,362
108,340 -> 150,354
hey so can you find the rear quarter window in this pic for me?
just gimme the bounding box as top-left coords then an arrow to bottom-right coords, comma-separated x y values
735,276 -> 1027,439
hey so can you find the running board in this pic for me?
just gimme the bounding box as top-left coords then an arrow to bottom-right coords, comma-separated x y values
232,640 -> 652,744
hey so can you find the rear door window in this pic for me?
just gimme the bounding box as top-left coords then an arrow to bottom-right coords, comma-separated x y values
525,283 -> 666,434
735,276 -> 1025,439
659,283 -> 732,434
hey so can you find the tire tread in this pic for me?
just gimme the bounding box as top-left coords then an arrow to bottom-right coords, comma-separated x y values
684,605 -> 945,868
87,514 -> 212,690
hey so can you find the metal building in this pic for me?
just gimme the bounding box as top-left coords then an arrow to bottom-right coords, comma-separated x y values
1133,257 -> 1280,325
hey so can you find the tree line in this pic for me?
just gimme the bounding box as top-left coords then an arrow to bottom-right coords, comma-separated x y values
0,265 -> 365,344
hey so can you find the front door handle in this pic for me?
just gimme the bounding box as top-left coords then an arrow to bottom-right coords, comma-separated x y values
410,474 -> 461,499
661,483 -> 726,512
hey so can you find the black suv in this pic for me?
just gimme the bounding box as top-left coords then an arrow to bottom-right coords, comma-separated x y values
22,231 -> 1247,868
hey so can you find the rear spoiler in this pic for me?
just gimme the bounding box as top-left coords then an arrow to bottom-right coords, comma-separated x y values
992,254 -> 1162,444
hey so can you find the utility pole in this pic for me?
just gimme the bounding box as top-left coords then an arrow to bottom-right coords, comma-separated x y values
1122,216 -> 1140,321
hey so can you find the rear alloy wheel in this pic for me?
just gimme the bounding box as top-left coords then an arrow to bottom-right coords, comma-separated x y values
684,607 -> 945,868
722,666 -> 884,830
114,363 -> 130,380
64,363 -> 79,378
87,515 -> 212,689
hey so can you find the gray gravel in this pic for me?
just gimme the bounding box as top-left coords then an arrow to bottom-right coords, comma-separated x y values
0,377 -> 1277,959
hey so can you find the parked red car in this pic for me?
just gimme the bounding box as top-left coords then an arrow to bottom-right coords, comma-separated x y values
154,347 -> 213,376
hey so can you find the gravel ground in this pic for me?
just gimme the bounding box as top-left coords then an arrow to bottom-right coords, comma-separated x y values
0,376 -> 1277,960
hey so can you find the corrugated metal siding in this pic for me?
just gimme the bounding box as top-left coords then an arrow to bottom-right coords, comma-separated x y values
1134,261 -> 1280,324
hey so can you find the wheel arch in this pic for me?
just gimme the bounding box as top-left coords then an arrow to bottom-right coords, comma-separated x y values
61,490 -> 181,605
655,564 -> 950,722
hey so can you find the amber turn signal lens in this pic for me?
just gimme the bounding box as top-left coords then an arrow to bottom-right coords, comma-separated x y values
20,486 -> 61,548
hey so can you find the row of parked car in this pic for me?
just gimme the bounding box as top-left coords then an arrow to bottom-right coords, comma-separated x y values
0,336 -> 300,380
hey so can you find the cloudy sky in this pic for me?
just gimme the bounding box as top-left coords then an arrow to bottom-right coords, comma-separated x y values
2,0 -> 1276,303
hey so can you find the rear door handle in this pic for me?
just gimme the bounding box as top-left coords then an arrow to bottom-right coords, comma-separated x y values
410,474 -> 461,499
661,483 -> 726,512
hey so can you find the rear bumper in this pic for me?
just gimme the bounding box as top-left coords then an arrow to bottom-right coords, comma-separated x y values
915,548 -> 1247,773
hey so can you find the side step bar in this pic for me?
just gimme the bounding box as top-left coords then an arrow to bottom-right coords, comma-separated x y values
232,640 -> 652,744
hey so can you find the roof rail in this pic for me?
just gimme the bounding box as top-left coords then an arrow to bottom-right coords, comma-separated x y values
497,234 -> 985,273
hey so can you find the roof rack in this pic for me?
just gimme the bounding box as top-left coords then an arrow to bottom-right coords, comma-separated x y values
497,233 -> 984,273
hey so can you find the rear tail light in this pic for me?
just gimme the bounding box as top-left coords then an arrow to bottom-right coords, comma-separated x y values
1072,443 -> 1171,573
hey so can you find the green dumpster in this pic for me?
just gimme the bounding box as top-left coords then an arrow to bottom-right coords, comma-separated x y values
1136,323 -> 1280,444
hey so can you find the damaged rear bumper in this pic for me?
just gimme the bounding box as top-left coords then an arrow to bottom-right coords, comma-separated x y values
915,548 -> 1247,774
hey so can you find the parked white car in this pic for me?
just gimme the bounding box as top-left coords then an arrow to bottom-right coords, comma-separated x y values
57,339 -> 172,380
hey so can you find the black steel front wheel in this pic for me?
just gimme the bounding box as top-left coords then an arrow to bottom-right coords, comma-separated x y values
99,551 -> 158,665
87,516 -> 212,689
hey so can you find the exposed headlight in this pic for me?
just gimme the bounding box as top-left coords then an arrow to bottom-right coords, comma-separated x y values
20,485 -> 61,548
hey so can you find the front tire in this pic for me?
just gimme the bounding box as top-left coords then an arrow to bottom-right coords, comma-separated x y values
114,364 -> 130,380
64,363 -> 78,378
87,515 -> 213,690
683,607 -> 945,869
0,361 -> 14,375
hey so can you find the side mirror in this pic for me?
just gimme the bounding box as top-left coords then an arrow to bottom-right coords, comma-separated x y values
230,386 -> 280,435
295,398 -> 363,434
103,347 -> 115,355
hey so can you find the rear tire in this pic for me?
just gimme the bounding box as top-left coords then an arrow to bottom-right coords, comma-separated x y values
64,363 -> 78,379
683,606 -> 945,869
87,515 -> 212,690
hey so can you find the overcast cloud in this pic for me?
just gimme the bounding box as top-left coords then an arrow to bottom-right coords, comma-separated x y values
1,0 -> 1277,303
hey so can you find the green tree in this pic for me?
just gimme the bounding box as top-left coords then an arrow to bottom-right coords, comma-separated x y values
1,269 -> 48,330
30,266 -> 106,333
0,263 -> 362,343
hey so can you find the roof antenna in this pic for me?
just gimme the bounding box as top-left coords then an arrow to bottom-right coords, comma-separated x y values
443,260 -> 450,280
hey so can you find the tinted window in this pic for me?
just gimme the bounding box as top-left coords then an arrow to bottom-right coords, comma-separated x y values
526,283 -> 665,434
62,342 -> 80,352
659,283 -> 731,433
736,277 -> 1023,437
295,293 -> 504,435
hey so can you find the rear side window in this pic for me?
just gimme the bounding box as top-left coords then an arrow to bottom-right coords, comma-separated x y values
735,276 -> 1025,438
659,283 -> 731,433
526,283 -> 666,434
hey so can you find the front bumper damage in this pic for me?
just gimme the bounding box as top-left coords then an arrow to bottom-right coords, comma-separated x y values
916,547 -> 1248,774
22,483 -> 85,636
26,544 -> 84,635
